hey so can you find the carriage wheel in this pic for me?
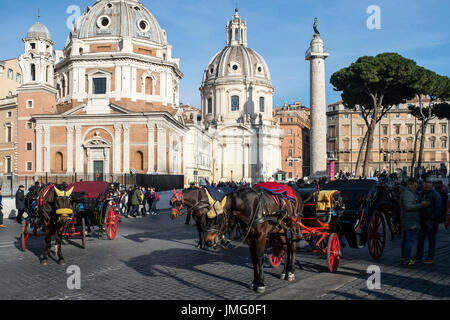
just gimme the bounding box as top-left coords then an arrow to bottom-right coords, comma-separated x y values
21,222 -> 27,252
106,207 -> 118,240
368,211 -> 386,259
81,217 -> 86,249
268,237 -> 284,268
327,233 -> 340,272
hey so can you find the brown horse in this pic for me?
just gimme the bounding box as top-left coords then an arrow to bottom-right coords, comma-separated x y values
36,184 -> 74,265
170,188 -> 213,249
203,186 -> 303,293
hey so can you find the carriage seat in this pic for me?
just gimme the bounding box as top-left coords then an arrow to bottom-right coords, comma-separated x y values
301,190 -> 342,224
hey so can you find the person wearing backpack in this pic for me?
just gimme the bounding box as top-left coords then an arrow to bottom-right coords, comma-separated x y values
150,188 -> 160,216
416,181 -> 442,264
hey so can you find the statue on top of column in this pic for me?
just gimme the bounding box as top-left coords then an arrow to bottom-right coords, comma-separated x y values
313,17 -> 320,35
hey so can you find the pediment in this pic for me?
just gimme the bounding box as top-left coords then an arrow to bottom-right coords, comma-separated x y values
83,138 -> 110,149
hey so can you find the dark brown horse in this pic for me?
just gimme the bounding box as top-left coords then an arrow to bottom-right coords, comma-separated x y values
36,184 -> 74,265
203,186 -> 303,293
170,188 -> 214,249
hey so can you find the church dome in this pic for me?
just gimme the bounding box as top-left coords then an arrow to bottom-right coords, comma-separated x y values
27,22 -> 51,40
202,9 -> 272,88
71,0 -> 167,45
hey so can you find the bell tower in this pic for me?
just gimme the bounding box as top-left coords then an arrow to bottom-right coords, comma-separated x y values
16,15 -> 57,175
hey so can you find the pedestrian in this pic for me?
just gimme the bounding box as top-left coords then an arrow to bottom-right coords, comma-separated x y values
15,185 -> 26,224
400,178 -> 429,266
139,186 -> 146,216
126,186 -> 133,217
128,185 -> 142,218
150,187 -> 160,215
145,186 -> 153,215
415,181 -> 442,264
0,188 -> 5,228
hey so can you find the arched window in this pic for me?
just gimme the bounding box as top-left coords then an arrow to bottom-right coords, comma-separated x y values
31,64 -> 36,81
259,97 -> 265,113
235,28 -> 239,41
207,98 -> 213,114
145,77 -> 153,95
136,151 -> 144,171
231,95 -> 239,111
61,78 -> 66,97
55,152 -> 64,172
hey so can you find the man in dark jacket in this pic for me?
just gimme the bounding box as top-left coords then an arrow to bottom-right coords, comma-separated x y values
400,178 -> 429,266
15,185 -> 26,224
416,181 -> 442,264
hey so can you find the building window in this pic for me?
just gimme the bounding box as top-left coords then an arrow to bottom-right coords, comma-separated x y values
31,64 -> 36,81
288,117 -> 293,123
26,100 -> 33,108
30,43 -> 36,50
330,115 -> 335,120
383,114 -> 388,118
288,149 -> 293,157
288,172 -> 293,179
93,78 -> 107,95
288,129 -> 292,136
7,69 -> 13,80
207,98 -> 213,114
231,95 -> 239,111
5,124 -> 11,142
26,142 -> 33,151
279,118 -> 282,123
16,73 -> 21,83
408,125 -> 413,135
396,139 -> 401,149
395,113 -> 400,118
6,111 -> 11,118
407,114 -> 412,118
430,139 -> 435,149
5,157 -> 11,173
344,114 -> 349,119
442,140 -> 447,148
289,139 -> 292,145
259,97 -> 265,113
235,28 -> 239,41
430,125 -> 435,134
26,162 -> 33,171
26,122 -> 32,129
288,161 -> 293,167
442,124 -> 447,134
383,126 -> 388,135
395,126 -> 400,135
145,77 -> 153,95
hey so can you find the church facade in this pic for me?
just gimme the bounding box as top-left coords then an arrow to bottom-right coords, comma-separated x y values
16,0 -> 186,179
200,9 -> 283,183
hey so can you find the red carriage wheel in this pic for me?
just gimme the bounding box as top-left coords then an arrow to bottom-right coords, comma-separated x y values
268,236 -> 284,268
81,217 -> 86,249
106,207 -> 118,240
368,211 -> 386,259
327,233 -> 340,272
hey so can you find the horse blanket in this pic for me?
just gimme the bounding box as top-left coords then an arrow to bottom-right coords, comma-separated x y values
255,182 -> 296,203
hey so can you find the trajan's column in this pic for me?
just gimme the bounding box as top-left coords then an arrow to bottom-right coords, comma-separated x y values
305,18 -> 329,178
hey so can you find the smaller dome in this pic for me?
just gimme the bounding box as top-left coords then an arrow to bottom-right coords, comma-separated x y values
27,22 -> 51,40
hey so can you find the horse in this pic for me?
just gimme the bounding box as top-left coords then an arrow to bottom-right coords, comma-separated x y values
36,184 -> 74,265
203,186 -> 303,293
169,188 -> 214,249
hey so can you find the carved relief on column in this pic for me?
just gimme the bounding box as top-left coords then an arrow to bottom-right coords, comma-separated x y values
35,125 -> 43,173
122,124 -> 130,173
147,122 -> 156,174
67,125 -> 74,173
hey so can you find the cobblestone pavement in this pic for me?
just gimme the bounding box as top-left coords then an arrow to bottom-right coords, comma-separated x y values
0,210 -> 448,300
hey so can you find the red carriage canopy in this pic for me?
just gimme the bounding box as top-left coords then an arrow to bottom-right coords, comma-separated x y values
67,181 -> 110,199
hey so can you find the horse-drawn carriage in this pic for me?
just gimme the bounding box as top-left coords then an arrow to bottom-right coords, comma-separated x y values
268,180 -> 392,272
67,181 -> 119,242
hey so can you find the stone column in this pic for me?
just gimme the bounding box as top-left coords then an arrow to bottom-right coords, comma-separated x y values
147,122 -> 155,173
67,125 -> 74,173
244,143 -> 249,180
122,124 -> 130,173
44,126 -> 50,173
157,125 -> 167,173
75,125 -> 83,173
113,124 -> 122,174
305,30 -> 329,178
35,125 -> 43,173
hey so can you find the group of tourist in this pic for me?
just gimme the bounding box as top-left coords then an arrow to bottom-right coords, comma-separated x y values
108,184 -> 160,219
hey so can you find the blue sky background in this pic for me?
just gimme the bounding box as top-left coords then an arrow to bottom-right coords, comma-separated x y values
0,0 -> 449,108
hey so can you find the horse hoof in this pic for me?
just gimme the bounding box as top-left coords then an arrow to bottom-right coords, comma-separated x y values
287,273 -> 295,282
280,273 -> 286,280
256,286 -> 266,294
58,259 -> 65,265
41,260 -> 48,266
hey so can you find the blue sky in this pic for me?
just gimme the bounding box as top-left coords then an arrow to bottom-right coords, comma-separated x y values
0,0 -> 449,108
